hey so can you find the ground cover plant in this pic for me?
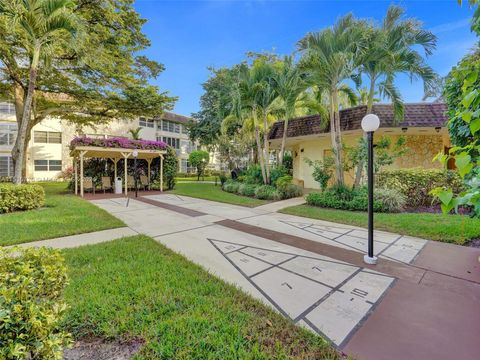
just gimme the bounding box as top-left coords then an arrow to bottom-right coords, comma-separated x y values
62,236 -> 342,359
0,182 -> 124,246
173,182 -> 267,207
280,205 -> 480,245
0,183 -> 45,213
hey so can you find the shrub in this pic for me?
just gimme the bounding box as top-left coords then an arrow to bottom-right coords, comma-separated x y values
219,172 -> 228,186
223,180 -> 240,193
238,183 -> 258,197
0,183 -> 45,213
283,153 -> 293,173
163,147 -> 178,190
0,247 -> 71,359
270,166 -> 289,185
278,184 -> 303,199
377,168 -> 463,207
375,188 -> 407,213
306,187 -> 383,212
243,165 -> 263,184
255,185 -> 280,200
275,175 -> 293,189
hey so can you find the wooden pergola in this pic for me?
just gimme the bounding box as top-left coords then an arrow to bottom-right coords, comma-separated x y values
71,145 -> 166,197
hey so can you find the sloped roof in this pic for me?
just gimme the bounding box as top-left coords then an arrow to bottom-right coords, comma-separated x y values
157,111 -> 192,124
268,102 -> 448,140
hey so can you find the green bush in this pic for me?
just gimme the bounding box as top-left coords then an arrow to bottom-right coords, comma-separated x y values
278,184 -> 303,199
275,175 -> 293,189
164,147 -> 178,190
255,185 -> 280,200
0,247 -> 71,359
306,187 -> 383,212
0,183 -> 45,213
377,168 -> 464,207
219,172 -> 228,186
270,166 -> 289,185
375,188 -> 406,213
243,165 -> 263,184
223,180 -> 240,193
238,183 -> 258,197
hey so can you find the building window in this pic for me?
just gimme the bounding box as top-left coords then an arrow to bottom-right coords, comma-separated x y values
159,136 -> 180,149
161,120 -> 180,133
33,131 -> 61,144
34,159 -> 62,171
0,156 -> 13,177
139,117 -> 155,128
0,123 -> 17,145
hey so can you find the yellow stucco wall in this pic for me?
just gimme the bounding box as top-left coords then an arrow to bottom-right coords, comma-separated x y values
292,132 -> 448,189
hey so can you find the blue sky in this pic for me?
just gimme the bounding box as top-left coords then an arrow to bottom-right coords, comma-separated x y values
135,0 -> 478,116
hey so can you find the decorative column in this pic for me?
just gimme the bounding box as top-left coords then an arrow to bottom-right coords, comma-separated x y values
160,155 -> 163,192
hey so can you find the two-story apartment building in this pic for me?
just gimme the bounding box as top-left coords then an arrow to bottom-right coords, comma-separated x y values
0,102 -> 199,180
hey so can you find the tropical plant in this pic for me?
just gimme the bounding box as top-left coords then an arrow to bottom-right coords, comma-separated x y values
0,0 -> 81,184
273,56 -> 307,164
353,4 -> 437,187
432,0 -> 480,216
129,127 -> 142,140
298,14 -> 365,186
304,157 -> 335,191
0,0 -> 175,183
189,150 -> 210,180
163,147 -> 178,190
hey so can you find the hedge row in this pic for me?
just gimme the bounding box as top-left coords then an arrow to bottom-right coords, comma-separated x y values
376,168 -> 463,207
223,180 -> 302,200
0,183 -> 45,213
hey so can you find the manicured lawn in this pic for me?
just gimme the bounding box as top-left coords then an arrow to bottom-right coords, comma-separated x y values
0,182 -> 124,246
62,236 -> 341,359
172,182 -> 268,207
176,176 -> 217,182
280,205 -> 480,245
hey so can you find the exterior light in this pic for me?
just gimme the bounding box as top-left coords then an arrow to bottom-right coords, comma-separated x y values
401,127 -> 408,133
435,127 -> 441,133
361,114 -> 380,133
132,149 -> 139,158
361,114 -> 380,266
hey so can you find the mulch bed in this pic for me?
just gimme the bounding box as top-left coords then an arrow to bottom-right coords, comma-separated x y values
63,338 -> 144,360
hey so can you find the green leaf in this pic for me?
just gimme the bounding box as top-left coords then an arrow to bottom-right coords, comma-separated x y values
469,118 -> 480,134
436,189 -> 453,206
462,89 -> 478,108
455,152 -> 473,178
461,111 -> 472,123
465,71 -> 478,86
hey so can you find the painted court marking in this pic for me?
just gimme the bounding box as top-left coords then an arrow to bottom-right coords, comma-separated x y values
208,238 -> 395,347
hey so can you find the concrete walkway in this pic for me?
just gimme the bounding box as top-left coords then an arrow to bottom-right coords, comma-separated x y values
14,227 -> 136,249
86,194 -> 480,360
253,196 -> 306,212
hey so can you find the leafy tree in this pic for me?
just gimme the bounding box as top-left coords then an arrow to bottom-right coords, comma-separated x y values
304,157 -> 334,191
353,5 -> 437,188
432,0 -> 480,216
189,150 -> 209,180
298,14 -> 365,186
0,0 -> 175,183
273,56 -> 307,165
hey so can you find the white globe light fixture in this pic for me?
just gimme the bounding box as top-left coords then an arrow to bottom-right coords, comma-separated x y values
132,149 -> 139,158
361,113 -> 380,133
361,113 -> 380,265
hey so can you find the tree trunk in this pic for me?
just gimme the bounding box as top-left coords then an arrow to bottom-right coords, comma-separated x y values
13,47 -> 40,185
254,127 -> 267,184
353,76 -> 376,189
262,112 -> 270,184
330,90 -> 344,186
279,115 -> 289,166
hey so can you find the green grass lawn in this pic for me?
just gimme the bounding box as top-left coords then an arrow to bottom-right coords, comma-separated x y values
176,176 -> 217,182
280,205 -> 480,245
62,235 -> 341,359
0,182 -> 124,246
172,182 -> 268,207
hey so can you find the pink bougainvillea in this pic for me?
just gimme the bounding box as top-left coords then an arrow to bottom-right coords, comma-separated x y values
70,136 -> 168,151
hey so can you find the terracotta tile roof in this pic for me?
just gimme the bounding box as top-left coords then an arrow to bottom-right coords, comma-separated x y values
268,102 -> 448,140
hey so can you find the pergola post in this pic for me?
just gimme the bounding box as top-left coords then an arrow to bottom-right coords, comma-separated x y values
122,152 -> 130,196
79,151 -> 87,197
74,157 -> 78,195
147,158 -> 152,190
160,155 -> 163,192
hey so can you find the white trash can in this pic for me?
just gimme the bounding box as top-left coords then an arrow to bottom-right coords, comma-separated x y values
114,177 -> 123,194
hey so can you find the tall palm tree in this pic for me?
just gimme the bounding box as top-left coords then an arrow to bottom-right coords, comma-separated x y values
0,0 -> 81,184
129,127 -> 142,140
352,5 -> 437,188
273,56 -> 308,165
298,14 -> 364,186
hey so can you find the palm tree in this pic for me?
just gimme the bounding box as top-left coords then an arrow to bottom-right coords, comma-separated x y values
0,0 -> 81,184
129,127 -> 142,140
298,14 -> 364,186
273,56 -> 308,165
352,5 -> 437,188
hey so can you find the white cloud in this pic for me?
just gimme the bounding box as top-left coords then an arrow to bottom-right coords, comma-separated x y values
430,18 -> 471,34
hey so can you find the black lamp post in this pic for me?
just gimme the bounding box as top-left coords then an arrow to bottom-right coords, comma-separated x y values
361,114 -> 380,265
133,149 -> 138,198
